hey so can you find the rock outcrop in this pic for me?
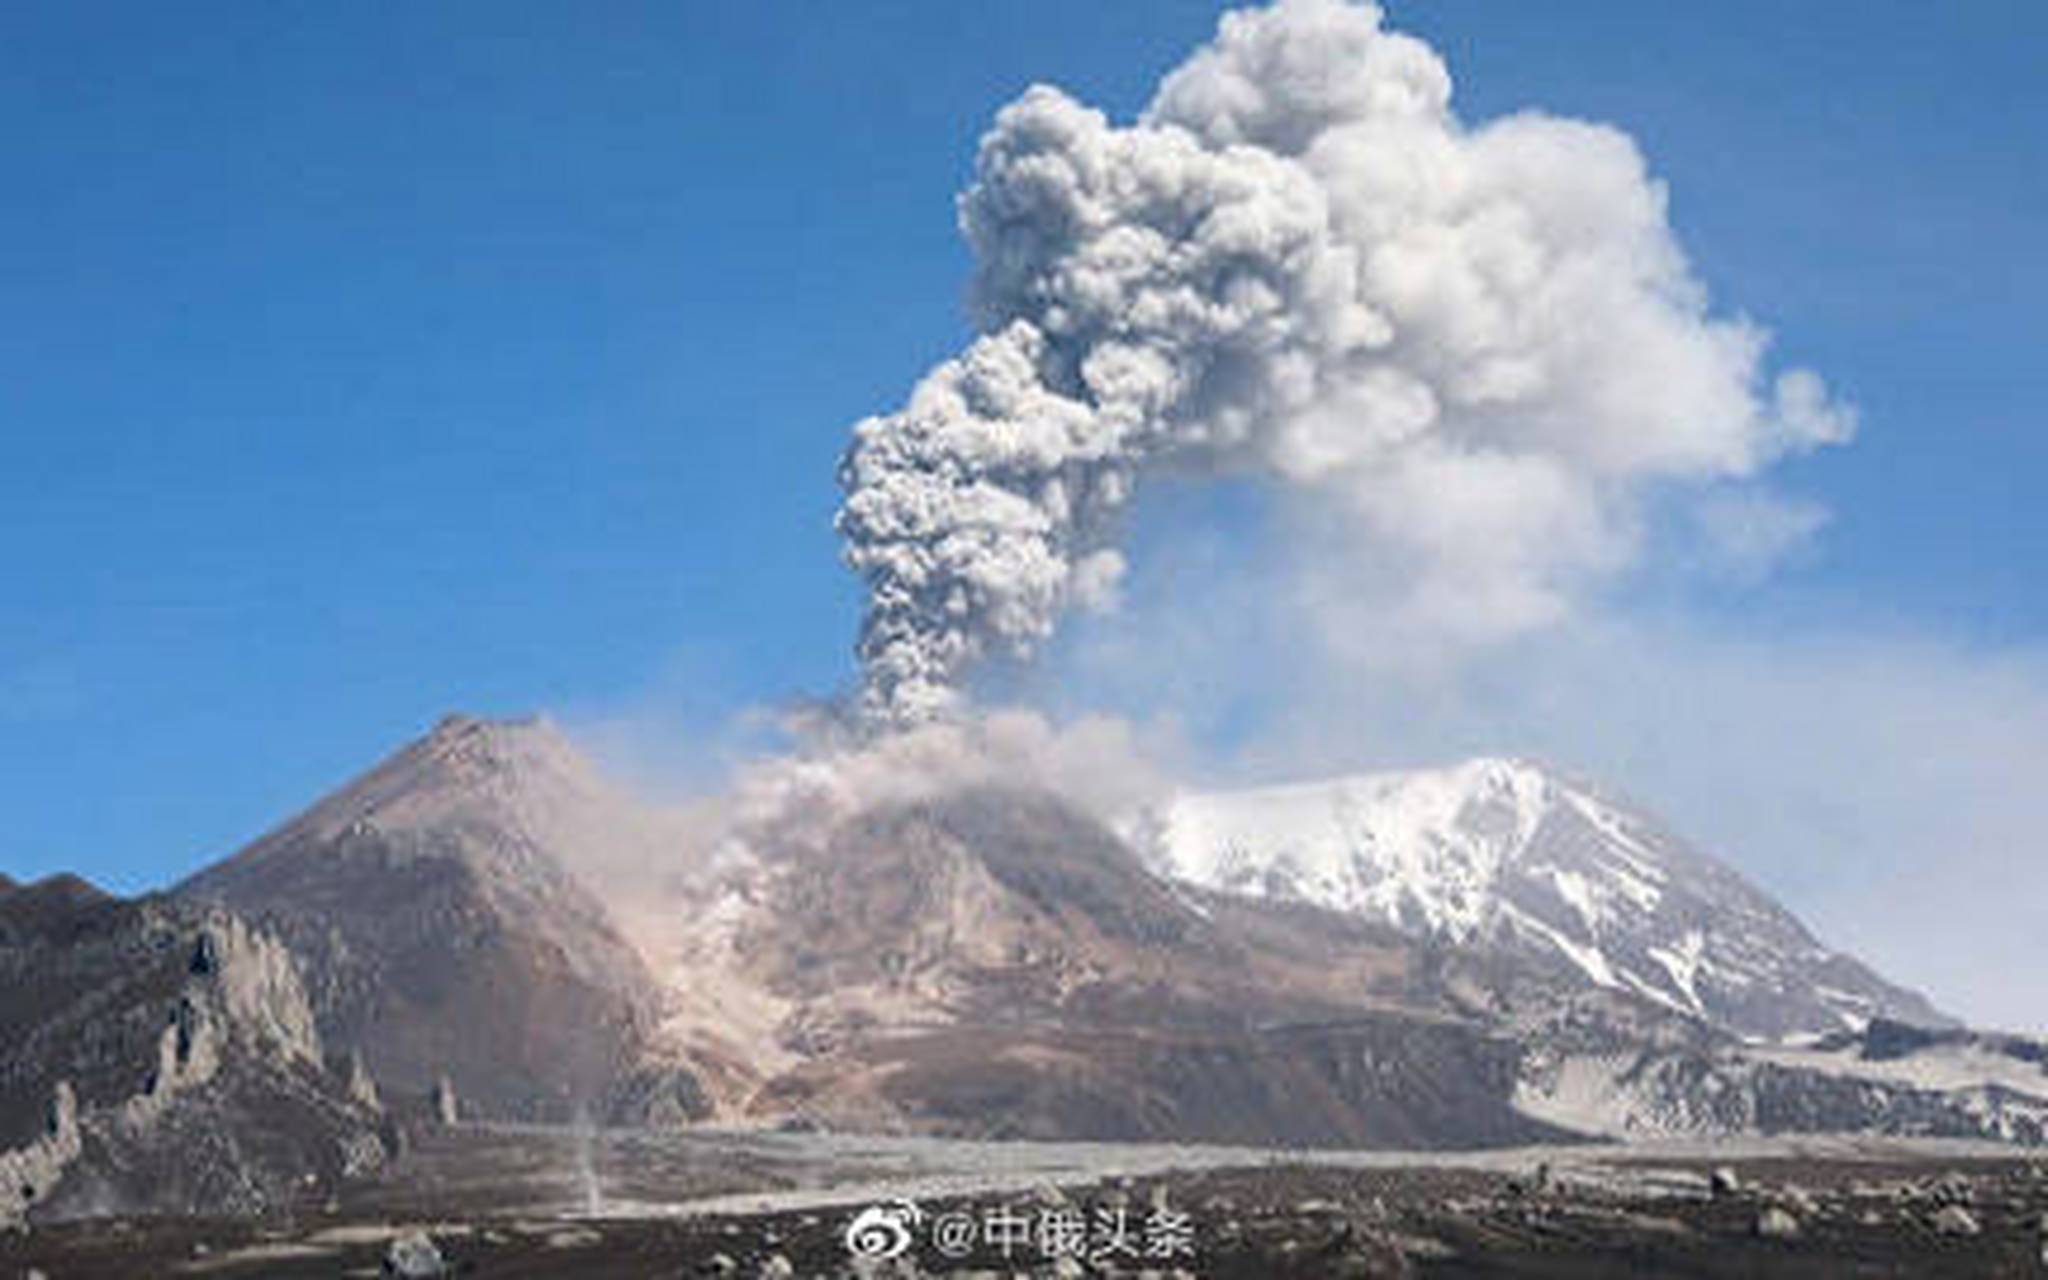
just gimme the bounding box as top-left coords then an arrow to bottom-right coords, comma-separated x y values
0,880 -> 385,1222
0,1083 -> 78,1224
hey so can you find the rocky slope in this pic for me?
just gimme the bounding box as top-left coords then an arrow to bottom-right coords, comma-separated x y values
685,786 -> 1571,1147
164,719 -> 2025,1153
1503,994 -> 2048,1145
0,877 -> 386,1223
9,714 -> 2039,1228
178,715 -> 669,1122
1139,758 -> 1948,1040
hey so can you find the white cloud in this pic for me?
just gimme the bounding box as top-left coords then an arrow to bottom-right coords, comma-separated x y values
1687,488 -> 1833,583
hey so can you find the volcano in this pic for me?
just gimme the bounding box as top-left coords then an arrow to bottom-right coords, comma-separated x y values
8,713 -> 2044,1234
178,715 -> 668,1122
1139,758 -> 1948,1040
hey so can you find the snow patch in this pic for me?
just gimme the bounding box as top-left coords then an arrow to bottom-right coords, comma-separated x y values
1646,932 -> 1707,1015
1501,903 -> 1618,990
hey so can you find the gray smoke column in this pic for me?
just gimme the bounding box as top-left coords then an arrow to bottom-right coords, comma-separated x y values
838,0 -> 1853,727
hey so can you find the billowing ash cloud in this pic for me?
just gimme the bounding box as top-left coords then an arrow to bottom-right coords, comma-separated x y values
838,0 -> 1854,726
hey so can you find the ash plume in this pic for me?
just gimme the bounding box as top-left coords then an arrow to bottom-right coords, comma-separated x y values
837,0 -> 1853,727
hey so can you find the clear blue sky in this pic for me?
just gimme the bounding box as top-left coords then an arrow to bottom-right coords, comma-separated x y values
4,1 -> 2043,892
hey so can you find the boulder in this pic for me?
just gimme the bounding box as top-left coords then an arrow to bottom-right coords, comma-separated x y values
1755,1206 -> 1800,1240
383,1228 -> 445,1277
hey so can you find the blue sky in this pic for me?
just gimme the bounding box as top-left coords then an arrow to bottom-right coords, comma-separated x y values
3,0 -> 2043,907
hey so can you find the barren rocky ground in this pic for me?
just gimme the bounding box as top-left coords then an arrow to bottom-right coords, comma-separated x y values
5,1130 -> 2047,1277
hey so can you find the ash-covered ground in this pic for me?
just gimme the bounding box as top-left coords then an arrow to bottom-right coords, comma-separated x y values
6,1128 -> 2047,1277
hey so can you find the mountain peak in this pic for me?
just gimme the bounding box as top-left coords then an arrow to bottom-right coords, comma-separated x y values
1,872 -> 112,910
178,713 -> 663,1120
197,713 -> 607,877
1139,758 -> 1948,1041
415,710 -> 582,782
424,710 -> 556,750
1140,756 -> 1570,941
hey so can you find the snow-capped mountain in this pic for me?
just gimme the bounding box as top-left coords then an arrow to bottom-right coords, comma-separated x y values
1137,758 -> 1948,1041
10,714 -> 2040,1206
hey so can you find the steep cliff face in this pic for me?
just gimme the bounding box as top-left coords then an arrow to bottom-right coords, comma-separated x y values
0,1083 -> 77,1227
0,884 -> 384,1223
179,715 -> 666,1121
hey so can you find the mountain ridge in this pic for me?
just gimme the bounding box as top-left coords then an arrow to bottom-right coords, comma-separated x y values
1137,756 -> 1949,1040
6,712 -> 2044,1228
177,713 -> 667,1122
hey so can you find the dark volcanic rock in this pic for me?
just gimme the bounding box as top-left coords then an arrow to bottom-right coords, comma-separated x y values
13,1147 -> 2048,1278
